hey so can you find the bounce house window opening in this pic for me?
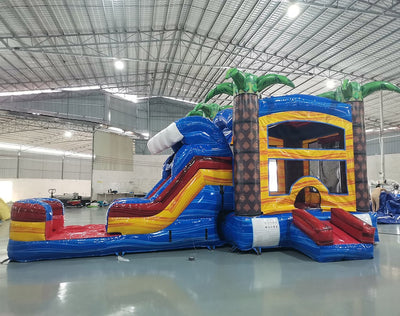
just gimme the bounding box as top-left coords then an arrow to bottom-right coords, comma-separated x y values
267,121 -> 345,150
269,159 -> 348,195
269,159 -> 278,192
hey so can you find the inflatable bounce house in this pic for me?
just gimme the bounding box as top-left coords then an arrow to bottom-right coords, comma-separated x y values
10,69 -> 400,263
374,188 -> 400,223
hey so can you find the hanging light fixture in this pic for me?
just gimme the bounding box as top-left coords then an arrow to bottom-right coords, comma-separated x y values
287,3 -> 300,18
64,131 -> 73,138
114,59 -> 125,70
326,79 -> 337,89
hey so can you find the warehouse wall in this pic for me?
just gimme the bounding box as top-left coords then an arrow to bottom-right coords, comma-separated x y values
0,179 -> 91,203
367,154 -> 400,184
0,150 -> 91,180
0,91 -> 106,122
135,97 -> 193,154
132,154 -> 170,193
366,132 -> 400,184
0,92 -> 194,153
367,132 -> 400,156
0,92 -> 195,201
91,131 -> 135,199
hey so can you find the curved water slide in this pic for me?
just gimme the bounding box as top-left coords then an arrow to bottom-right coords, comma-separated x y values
106,116 -> 233,235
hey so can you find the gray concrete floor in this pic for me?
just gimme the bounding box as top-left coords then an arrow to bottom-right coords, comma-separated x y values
1,208 -> 400,316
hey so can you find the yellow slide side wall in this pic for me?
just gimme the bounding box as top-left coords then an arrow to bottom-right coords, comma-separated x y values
107,169 -> 232,235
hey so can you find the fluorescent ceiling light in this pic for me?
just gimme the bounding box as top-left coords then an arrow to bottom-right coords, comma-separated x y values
326,79 -> 337,89
0,142 -> 92,159
115,94 -> 137,103
64,131 -> 73,138
0,89 -> 61,97
104,88 -> 119,94
63,85 -> 101,91
114,60 -> 125,70
108,126 -> 124,133
287,3 -> 300,18
104,88 -> 140,103
0,85 -> 104,97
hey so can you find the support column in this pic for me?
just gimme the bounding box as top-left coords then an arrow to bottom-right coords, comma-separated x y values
379,91 -> 385,181
233,93 -> 262,216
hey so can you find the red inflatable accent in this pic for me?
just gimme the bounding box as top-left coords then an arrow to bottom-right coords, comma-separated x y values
44,199 -> 64,215
47,224 -> 111,240
330,208 -> 375,244
292,208 -> 334,246
147,177 -> 170,199
51,215 -> 64,232
108,156 -> 232,218
11,202 -> 47,222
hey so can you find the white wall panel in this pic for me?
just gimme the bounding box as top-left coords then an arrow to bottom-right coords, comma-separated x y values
0,178 -> 91,202
367,154 -> 400,184
132,154 -> 169,193
93,131 -> 133,171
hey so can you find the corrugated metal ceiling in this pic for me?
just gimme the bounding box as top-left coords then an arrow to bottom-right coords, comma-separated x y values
0,0 -> 399,133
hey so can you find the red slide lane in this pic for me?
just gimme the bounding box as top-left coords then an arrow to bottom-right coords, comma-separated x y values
108,156 -> 232,218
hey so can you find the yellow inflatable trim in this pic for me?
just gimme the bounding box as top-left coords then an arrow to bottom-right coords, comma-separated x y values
9,221 -> 46,241
107,169 -> 232,235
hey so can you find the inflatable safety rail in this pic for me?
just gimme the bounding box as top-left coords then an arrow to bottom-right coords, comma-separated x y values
292,208 -> 333,246
291,208 -> 376,262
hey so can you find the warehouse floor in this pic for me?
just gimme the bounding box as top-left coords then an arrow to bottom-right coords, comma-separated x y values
1,208 -> 400,316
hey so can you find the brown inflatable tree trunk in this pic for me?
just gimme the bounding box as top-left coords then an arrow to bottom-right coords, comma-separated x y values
233,93 -> 262,216
350,101 -> 370,212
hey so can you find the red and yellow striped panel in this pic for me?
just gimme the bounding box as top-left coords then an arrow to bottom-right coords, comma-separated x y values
9,221 -> 46,241
259,111 -> 356,214
107,168 -> 232,235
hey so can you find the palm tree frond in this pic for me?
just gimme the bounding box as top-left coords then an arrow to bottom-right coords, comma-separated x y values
318,91 -> 337,101
361,81 -> 400,99
226,68 -> 246,91
204,82 -> 234,102
257,74 -> 295,92
186,110 -> 204,117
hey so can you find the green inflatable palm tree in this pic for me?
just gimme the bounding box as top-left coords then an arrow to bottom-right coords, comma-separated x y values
319,79 -> 400,102
319,79 -> 400,211
205,68 -> 294,101
186,103 -> 232,120
206,68 -> 295,216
